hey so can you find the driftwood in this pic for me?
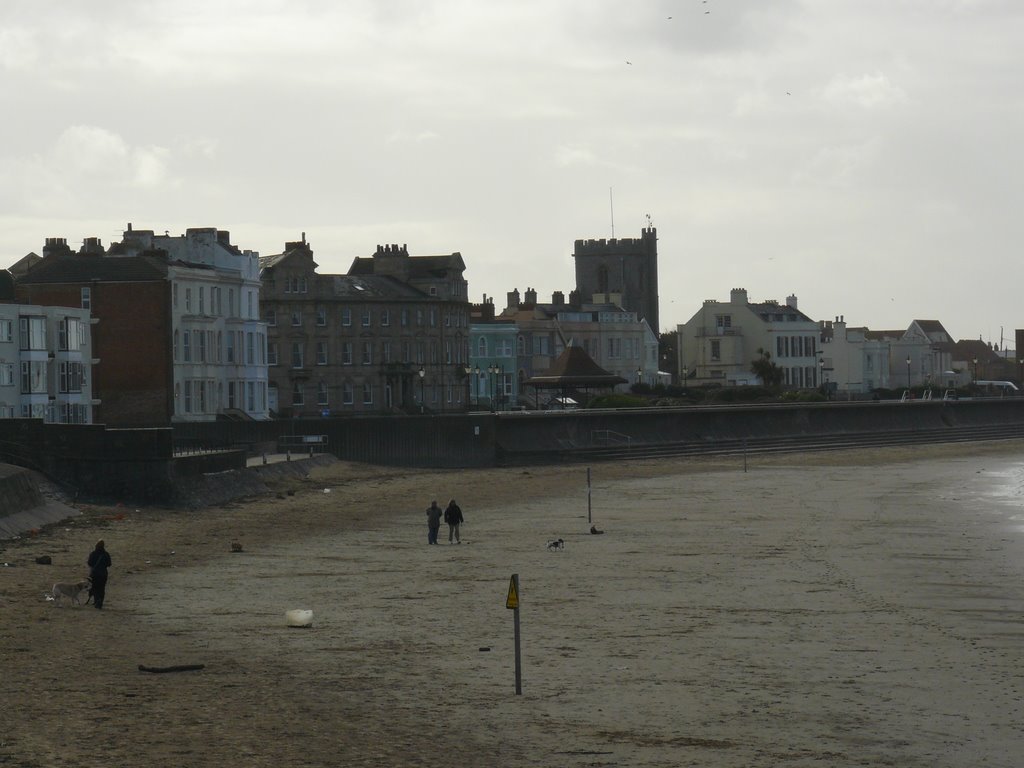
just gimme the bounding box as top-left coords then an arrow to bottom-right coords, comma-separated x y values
138,664 -> 206,674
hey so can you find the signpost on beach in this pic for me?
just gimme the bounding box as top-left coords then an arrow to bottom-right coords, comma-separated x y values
506,573 -> 522,695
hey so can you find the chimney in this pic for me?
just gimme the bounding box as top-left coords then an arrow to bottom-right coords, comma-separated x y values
552,290 -> 565,306
507,288 -> 521,310
42,237 -> 71,259
786,294 -> 798,309
80,237 -> 104,256
524,287 -> 537,306
730,288 -> 748,305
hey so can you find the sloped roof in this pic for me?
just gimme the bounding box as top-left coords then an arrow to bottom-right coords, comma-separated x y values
14,253 -> 168,284
524,345 -> 627,388
952,339 -> 1003,364
348,252 -> 466,277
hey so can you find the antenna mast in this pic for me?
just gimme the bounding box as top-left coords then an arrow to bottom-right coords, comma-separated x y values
609,187 -> 615,238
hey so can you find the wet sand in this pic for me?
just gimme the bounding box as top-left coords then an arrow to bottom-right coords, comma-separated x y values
3,444 -> 1024,767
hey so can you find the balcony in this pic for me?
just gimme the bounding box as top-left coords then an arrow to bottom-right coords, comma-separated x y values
693,326 -> 743,337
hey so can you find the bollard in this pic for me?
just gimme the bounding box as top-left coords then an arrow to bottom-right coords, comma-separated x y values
262,453 -> 267,465
286,450 -> 291,461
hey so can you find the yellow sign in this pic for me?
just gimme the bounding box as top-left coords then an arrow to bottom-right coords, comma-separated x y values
505,576 -> 519,609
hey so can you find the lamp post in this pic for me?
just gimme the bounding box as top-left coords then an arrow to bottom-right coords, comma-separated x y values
972,356 -> 978,386
473,365 -> 480,408
487,363 -> 496,412
682,365 -> 688,392
818,358 -> 824,390
906,355 -> 911,390
636,367 -> 643,386
463,364 -> 472,410
418,366 -> 425,414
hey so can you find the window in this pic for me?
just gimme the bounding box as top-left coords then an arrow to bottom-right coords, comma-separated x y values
228,381 -> 237,409
292,382 -> 304,406
497,339 -> 512,357
292,343 -> 304,369
244,332 -> 253,365
716,315 -> 731,330
266,309 -> 277,326
183,331 -> 191,361
531,336 -> 549,355
477,337 -> 487,356
247,381 -> 255,412
316,341 -> 328,365
0,363 -> 13,385
342,382 -> 354,405
416,309 -> 423,327
268,342 -> 278,366
291,310 -> 302,327
0,319 -> 11,342
21,361 -> 46,393
607,337 -> 621,358
172,284 -> 178,309
362,382 -> 373,404
19,317 -> 45,350
429,309 -> 436,327
342,342 -> 353,365
60,362 -> 83,393
362,341 -> 372,365
381,309 -> 390,327
225,332 -> 234,363
197,330 -> 206,362
199,287 -> 205,314
361,309 -> 371,327
316,306 -> 326,326
382,341 -> 391,363
517,336 -> 525,355
402,342 -> 411,363
341,308 -> 352,327
710,340 -> 721,361
318,381 -> 329,406
81,287 -> 91,309
401,309 -> 409,327
185,287 -> 192,312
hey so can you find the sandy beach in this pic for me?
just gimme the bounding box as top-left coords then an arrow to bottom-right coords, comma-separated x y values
3,443 -> 1024,767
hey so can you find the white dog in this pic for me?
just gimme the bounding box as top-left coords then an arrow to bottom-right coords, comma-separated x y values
51,579 -> 91,607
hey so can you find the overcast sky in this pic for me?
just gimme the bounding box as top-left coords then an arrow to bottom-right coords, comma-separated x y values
2,1 -> 1021,344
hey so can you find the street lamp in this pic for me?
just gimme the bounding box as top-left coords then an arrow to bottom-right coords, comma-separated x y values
418,366 -> 425,414
463,364 -> 472,409
474,365 -> 480,407
972,356 -> 978,384
636,367 -> 643,386
682,365 -> 688,392
906,355 -> 911,390
487,363 -> 496,412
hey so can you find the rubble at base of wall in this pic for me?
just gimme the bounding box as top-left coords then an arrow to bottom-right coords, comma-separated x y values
169,454 -> 337,509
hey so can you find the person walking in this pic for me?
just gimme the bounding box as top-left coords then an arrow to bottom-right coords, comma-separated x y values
425,500 -> 443,545
444,499 -> 464,544
87,539 -> 112,609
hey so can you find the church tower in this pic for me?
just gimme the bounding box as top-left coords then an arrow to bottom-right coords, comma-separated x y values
572,226 -> 660,333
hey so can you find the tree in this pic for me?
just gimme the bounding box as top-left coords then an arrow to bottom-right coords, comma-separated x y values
751,348 -> 784,389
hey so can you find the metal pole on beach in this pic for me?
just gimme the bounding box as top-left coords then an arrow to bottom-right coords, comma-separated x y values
587,467 -> 592,525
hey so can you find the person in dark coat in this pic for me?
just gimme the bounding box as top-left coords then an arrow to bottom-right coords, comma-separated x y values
444,499 -> 464,544
425,501 -> 443,545
87,539 -> 112,609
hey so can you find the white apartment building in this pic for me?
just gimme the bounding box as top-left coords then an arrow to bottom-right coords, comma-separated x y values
678,288 -> 821,388
0,302 -> 94,423
117,225 -> 269,421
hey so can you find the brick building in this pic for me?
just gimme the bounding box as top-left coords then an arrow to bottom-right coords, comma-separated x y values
14,226 -> 268,425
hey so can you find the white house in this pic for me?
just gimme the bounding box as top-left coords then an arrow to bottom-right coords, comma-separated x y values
677,289 -> 821,388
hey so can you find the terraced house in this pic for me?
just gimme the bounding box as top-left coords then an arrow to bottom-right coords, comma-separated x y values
260,237 -> 470,416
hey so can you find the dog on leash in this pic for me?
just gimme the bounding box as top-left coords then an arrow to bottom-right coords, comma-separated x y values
546,538 -> 565,550
51,579 -> 92,607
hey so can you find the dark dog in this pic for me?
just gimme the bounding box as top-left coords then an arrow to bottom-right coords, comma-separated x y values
546,538 -> 565,550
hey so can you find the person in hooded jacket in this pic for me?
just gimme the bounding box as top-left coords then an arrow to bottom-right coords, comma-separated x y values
444,499 -> 464,544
